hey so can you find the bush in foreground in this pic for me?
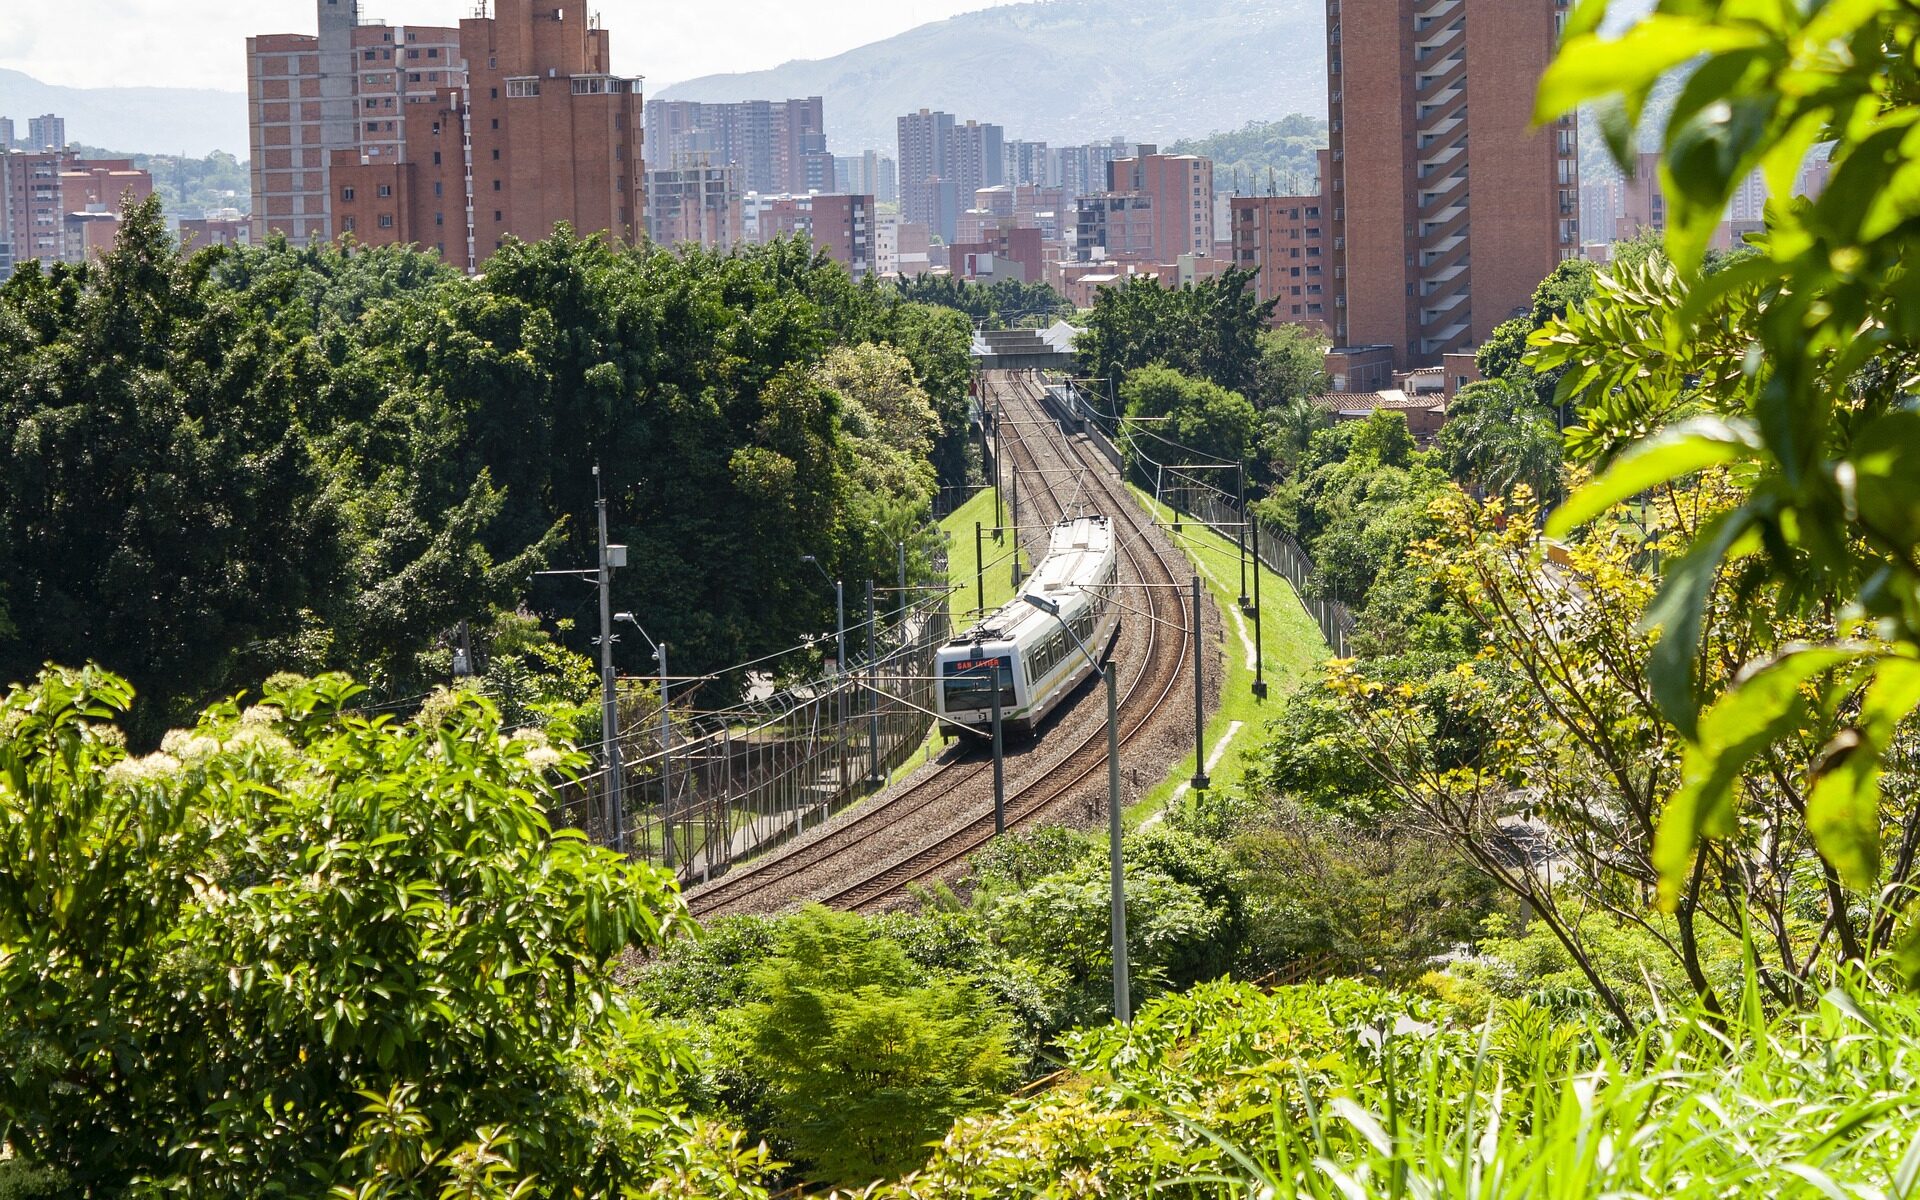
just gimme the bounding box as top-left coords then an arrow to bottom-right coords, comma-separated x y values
0,666 -> 769,1197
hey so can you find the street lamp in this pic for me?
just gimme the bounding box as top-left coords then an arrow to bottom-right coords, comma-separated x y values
616,613 -> 674,872
1023,592 -> 1128,1024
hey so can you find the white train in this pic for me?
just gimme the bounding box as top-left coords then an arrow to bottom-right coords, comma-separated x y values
936,515 -> 1119,737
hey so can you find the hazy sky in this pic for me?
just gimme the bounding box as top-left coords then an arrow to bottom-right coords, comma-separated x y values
0,0 -> 1019,93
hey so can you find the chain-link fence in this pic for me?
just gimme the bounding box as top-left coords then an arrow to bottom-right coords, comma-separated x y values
1054,376 -> 1356,658
551,597 -> 953,885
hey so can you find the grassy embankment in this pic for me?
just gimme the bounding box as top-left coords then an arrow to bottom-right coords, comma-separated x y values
1125,487 -> 1328,823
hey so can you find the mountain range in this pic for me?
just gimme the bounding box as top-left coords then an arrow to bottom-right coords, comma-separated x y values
657,0 -> 1328,156
0,69 -> 247,157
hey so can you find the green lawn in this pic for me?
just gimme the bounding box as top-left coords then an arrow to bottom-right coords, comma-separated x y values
938,486 -> 1029,627
1125,487 -> 1328,824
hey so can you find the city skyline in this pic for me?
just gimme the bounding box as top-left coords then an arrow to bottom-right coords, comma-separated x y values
0,0 -> 1028,96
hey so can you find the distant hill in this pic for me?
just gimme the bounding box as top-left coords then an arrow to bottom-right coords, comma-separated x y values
1170,116 -> 1328,195
655,0 -> 1327,156
0,69 -> 248,157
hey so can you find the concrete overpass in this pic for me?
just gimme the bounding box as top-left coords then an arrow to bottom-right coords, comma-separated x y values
969,322 -> 1080,372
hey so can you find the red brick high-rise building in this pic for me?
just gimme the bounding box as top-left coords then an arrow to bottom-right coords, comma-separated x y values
0,150 -> 154,276
1325,0 -> 1579,364
1230,153 -> 1332,332
1105,150 -> 1214,262
248,0 -> 643,270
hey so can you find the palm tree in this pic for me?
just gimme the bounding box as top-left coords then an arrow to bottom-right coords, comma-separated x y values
1438,380 -> 1566,505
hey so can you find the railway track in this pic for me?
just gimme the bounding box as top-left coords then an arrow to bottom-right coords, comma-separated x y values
685,370 -> 1211,917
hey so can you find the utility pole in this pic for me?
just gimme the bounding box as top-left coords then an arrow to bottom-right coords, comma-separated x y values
1191,575 -> 1209,791
594,470 -> 625,854
1104,661 -> 1127,1022
993,402 -> 1004,539
1010,462 -> 1022,589
1236,471 -> 1250,610
1023,594 -> 1128,1023
896,538 -> 907,613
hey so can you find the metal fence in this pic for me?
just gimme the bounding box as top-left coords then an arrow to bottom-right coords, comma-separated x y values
551,589 -> 953,885
1055,376 -> 1356,658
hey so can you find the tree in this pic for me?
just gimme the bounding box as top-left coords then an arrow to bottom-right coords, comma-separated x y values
1434,379 -> 1567,504
744,907 -> 1017,1188
1077,269 -> 1278,397
0,666 -> 770,1195
1534,0 -> 1920,975
1475,258 -> 1597,412
0,201 -> 345,740
1248,323 -> 1332,411
1119,364 -> 1259,472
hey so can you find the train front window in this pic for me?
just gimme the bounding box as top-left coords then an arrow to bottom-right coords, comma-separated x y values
943,655 -> 1016,711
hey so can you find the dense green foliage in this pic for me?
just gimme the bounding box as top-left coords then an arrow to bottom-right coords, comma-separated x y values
1119,365 -> 1259,471
891,275 -> 1074,327
0,666 -> 769,1196
1076,269 -> 1276,399
867,970 -> 1920,1198
1533,0 -> 1920,954
1168,116 -> 1329,196
0,204 -> 972,737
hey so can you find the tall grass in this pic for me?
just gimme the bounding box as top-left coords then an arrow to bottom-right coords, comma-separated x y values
858,967 -> 1920,1198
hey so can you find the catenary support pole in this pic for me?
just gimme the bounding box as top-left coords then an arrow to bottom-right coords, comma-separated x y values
991,676 -> 1006,837
659,641 -> 674,870
1251,517 -> 1267,699
1236,472 -> 1250,609
975,522 -> 985,615
1192,575 -> 1210,791
1011,463 -> 1022,588
596,484 -> 625,854
868,580 -> 882,785
1106,662 -> 1128,1022
993,402 -> 1004,537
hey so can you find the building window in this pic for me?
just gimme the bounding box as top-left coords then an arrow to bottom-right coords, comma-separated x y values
432,151 -> 442,165
378,214 -> 394,229
377,184 -> 393,198
435,212 -> 444,225
492,179 -> 501,191
505,78 -> 541,98
491,149 -> 500,160
409,72 -> 422,82
342,216 -> 356,232
494,210 -> 503,221
341,186 -> 355,201
428,47 -> 440,57
491,118 -> 500,129
434,181 -> 443,196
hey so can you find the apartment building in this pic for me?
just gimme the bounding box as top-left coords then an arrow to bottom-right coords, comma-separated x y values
1325,0 -> 1579,364
0,150 -> 154,276
248,0 -> 644,268
896,109 -> 1003,242
741,191 -> 875,279
645,157 -> 744,252
1105,149 -> 1214,261
811,193 -> 875,281
645,97 -> 833,195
